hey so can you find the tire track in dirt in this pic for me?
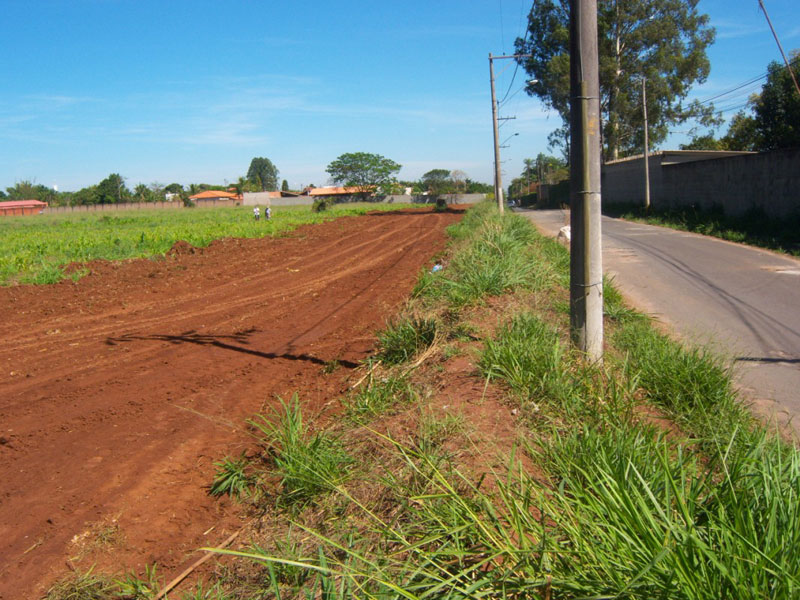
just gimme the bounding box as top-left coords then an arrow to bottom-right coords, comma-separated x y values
0,208 -> 462,599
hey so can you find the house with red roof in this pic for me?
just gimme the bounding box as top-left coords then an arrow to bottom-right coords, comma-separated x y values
0,199 -> 48,216
187,190 -> 241,205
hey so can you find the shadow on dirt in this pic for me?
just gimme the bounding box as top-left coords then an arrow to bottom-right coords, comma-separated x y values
105,329 -> 359,368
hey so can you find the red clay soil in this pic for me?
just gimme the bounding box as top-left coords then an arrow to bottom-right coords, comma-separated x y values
0,207 -> 463,599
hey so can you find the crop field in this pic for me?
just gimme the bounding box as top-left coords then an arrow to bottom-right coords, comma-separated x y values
0,202 -> 422,285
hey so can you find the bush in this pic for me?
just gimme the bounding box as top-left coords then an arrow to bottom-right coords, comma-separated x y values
312,197 -> 332,212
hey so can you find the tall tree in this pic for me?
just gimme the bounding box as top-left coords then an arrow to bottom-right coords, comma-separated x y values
325,152 -> 402,199
246,157 -> 279,191
420,169 -> 453,196
753,51 -> 800,150
281,179 -> 289,192
515,0 -> 716,161
96,173 -> 129,204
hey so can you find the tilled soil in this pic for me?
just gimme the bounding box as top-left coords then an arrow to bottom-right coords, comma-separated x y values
0,207 -> 463,599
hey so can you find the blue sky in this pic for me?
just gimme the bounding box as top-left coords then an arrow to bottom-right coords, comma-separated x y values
1,0 -> 797,192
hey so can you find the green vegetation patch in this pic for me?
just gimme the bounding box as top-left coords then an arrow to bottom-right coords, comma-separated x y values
604,203 -> 800,256
0,203 -> 422,285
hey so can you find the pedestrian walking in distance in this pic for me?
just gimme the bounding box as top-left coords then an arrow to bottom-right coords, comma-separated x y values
253,206 -> 260,221
265,206 -> 271,220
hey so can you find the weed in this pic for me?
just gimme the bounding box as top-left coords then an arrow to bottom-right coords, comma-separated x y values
377,317 -> 438,365
249,396 -> 352,505
43,569 -> 115,600
114,564 -> 160,599
321,359 -> 340,374
343,375 -> 416,423
209,455 -> 257,500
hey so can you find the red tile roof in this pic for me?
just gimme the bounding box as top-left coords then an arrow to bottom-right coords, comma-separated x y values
305,186 -> 367,196
188,190 -> 240,200
0,200 -> 48,208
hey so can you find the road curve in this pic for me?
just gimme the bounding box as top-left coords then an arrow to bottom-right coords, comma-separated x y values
518,208 -> 800,432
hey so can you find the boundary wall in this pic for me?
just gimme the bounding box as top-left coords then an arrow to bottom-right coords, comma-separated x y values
602,149 -> 800,217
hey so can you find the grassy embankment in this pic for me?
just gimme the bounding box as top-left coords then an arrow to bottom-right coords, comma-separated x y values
604,203 -> 800,256
0,203 -> 422,285
46,202 -> 799,600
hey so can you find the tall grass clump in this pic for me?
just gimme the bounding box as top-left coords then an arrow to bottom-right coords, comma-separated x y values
343,375 -> 417,423
414,202 -> 556,308
614,317 -> 745,439
377,317 -> 439,365
249,396 -> 352,505
531,424 -> 800,599
480,312 -> 573,404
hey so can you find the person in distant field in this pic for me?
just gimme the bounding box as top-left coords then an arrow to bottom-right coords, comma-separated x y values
265,206 -> 272,220
253,206 -> 260,221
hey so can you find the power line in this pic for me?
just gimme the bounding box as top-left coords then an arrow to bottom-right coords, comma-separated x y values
695,73 -> 767,105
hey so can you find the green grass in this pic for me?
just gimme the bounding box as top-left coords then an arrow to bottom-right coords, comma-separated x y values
209,454 -> 257,501
0,203 -> 423,285
211,203 -> 800,599
377,317 -> 439,365
413,201 -> 557,308
343,375 -> 417,424
248,396 -> 353,506
604,203 -> 800,256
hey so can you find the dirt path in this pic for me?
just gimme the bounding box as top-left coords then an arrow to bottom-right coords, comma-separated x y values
0,207 -> 463,599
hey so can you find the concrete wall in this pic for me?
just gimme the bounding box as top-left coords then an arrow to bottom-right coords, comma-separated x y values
243,192 -> 313,206
662,148 -> 800,217
602,151 -> 750,207
382,193 -> 487,205
601,149 -> 800,217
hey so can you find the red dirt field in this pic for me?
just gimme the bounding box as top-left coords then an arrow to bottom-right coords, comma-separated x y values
0,207 -> 464,599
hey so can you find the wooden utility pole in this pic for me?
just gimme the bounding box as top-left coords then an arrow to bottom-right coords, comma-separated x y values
489,53 -> 505,214
642,77 -> 651,210
569,0 -> 604,362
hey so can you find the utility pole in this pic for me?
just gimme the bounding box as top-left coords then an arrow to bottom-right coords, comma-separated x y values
642,77 -> 651,211
489,53 -> 530,214
569,0 -> 604,362
759,0 -> 800,98
489,53 -> 504,213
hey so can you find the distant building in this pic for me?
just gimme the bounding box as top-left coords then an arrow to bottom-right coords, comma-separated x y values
187,190 -> 241,204
0,199 -> 48,216
302,186 -> 369,197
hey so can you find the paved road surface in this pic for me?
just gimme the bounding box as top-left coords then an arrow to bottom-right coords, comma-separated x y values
518,208 -> 800,432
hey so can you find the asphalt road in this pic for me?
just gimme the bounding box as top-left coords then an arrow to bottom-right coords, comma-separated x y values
518,208 -> 800,432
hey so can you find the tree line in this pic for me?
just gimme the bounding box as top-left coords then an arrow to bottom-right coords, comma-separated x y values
1,152 -> 492,208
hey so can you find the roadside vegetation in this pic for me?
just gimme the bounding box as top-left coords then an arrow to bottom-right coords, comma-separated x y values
604,202 -> 800,256
0,203 -> 421,285
45,202 -> 799,599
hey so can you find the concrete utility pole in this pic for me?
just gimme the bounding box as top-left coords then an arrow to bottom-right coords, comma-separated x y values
489,53 -> 504,213
642,77 -> 651,210
569,0 -> 604,362
489,53 -> 531,214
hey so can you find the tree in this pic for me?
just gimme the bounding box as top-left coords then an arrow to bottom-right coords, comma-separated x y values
96,173 -> 129,204
164,183 -> 183,194
679,134 -> 726,151
515,0 -> 717,161
420,169 -> 453,196
325,152 -> 401,199
722,110 -> 759,151
450,170 -> 467,193
753,52 -> 800,150
231,176 -> 249,199
246,157 -> 279,191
